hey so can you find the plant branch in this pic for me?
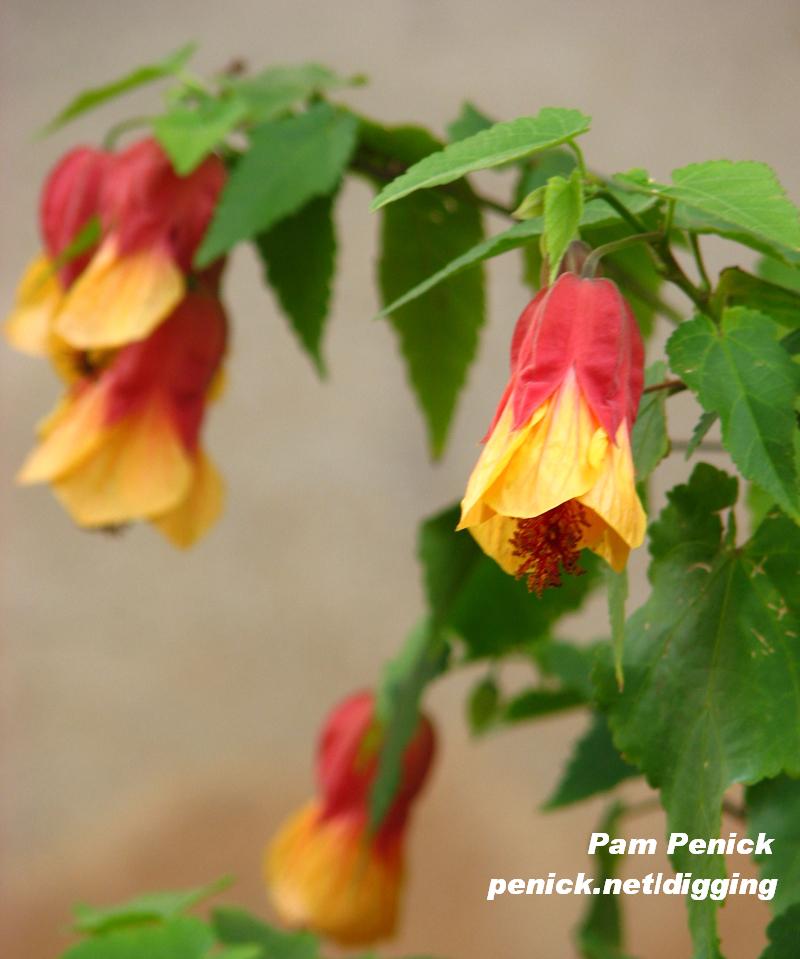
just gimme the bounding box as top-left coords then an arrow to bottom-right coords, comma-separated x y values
643,378 -> 687,395
581,232 -> 662,278
689,232 -> 712,292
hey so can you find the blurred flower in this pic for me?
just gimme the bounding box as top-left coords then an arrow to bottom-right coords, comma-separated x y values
459,272 -> 646,594
18,288 -> 227,547
55,138 -> 225,349
265,691 -> 435,946
5,145 -> 110,356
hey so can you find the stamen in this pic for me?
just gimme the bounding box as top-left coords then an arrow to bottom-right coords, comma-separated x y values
510,501 -> 590,596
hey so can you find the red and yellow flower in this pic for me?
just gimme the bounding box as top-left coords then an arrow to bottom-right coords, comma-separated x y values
459,272 -> 646,594
55,137 -> 225,349
265,691 -> 435,946
17,289 -> 227,547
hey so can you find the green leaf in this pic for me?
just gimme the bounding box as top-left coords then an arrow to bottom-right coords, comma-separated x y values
747,776 -> 800,916
371,108 -> 591,209
514,149 -> 577,205
255,194 -> 336,374
73,877 -> 232,934
467,674 -> 500,734
418,505 -> 601,660
757,255 -> 800,292
42,44 -> 196,134
196,103 -> 358,265
228,63 -> 363,125
619,161 -> 800,261
544,169 -> 584,282
63,917 -> 213,959
546,715 -> 638,810
375,192 -> 655,320
501,686 -> 586,722
577,802 -> 633,959
668,309 -> 800,522
212,907 -> 319,959
747,482 -> 776,530
606,566 -> 628,689
599,465 -> 800,957
447,102 -> 494,142
760,905 -> 800,958
685,411 -> 718,460
213,948 -> 263,959
713,267 -> 800,328
370,617 -> 449,831
153,97 -> 249,175
631,361 -> 670,481
377,131 -> 485,456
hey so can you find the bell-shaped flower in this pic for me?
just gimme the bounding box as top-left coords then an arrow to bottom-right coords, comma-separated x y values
5,145 -> 110,356
18,288 -> 227,547
55,137 -> 225,349
265,691 -> 435,946
459,272 -> 646,594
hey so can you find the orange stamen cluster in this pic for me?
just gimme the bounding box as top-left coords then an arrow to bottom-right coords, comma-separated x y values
510,502 -> 590,596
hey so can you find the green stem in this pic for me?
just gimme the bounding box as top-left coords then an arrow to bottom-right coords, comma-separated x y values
581,232 -> 662,278
103,115 -> 153,149
689,232 -> 712,292
569,140 -> 588,178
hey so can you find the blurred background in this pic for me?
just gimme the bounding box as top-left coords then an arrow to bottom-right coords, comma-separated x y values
2,1 -> 797,955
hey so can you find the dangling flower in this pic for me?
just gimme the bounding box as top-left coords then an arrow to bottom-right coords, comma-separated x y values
54,137 -> 225,350
265,691 -> 435,946
459,272 -> 646,594
17,288 -> 227,547
5,145 -> 111,356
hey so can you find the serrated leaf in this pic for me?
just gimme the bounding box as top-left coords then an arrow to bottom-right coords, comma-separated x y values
598,465 -> 800,958
196,103 -> 357,265
371,108 -> 591,209
631,361 -> 670,481
212,907 -> 319,959
668,308 -> 800,521
546,714 -> 638,810
618,161 -> 800,261
371,617 -> 449,831
418,505 -> 601,660
544,170 -> 584,282
577,802 -> 634,959
747,775 -> 800,916
713,267 -> 800,328
685,411 -> 719,460
447,102 -> 494,143
228,63 -> 362,125
760,905 -> 800,958
153,97 -> 248,175
42,44 -> 196,134
375,192 -> 656,320
378,140 -> 485,456
73,877 -> 232,934
63,917 -> 212,959
255,194 -> 336,374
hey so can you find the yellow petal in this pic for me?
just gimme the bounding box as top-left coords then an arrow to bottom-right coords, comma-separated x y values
265,801 -> 402,946
578,423 -> 646,563
468,513 -> 522,575
152,450 -> 224,548
56,240 -> 184,349
5,254 -> 63,355
51,399 -> 192,527
18,385 -> 108,484
459,402 -> 546,529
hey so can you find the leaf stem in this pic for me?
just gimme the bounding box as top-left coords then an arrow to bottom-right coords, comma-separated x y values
581,233 -> 662,278
569,140 -> 588,178
642,378 -> 687,395
689,232 -> 712,292
102,115 -> 153,149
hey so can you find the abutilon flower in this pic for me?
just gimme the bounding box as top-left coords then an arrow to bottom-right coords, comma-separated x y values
17,289 -> 227,547
459,272 -> 646,595
54,137 -> 226,349
265,691 -> 435,946
5,145 -> 111,357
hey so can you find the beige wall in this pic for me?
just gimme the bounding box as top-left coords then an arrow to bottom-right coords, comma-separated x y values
2,1 -> 797,956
